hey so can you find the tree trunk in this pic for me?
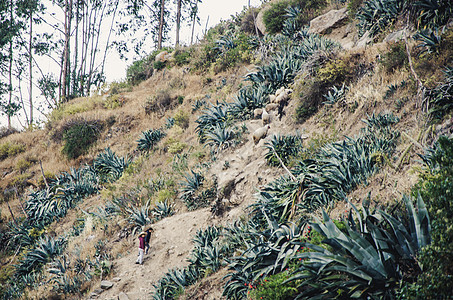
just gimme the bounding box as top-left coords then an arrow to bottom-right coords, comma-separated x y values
191,12 -> 196,45
157,0 -> 165,49
29,9 -> 33,126
175,0 -> 181,47
8,0 -> 13,129
61,0 -> 71,102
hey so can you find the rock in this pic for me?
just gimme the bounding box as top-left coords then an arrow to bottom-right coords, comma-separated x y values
383,29 -> 411,43
255,9 -> 267,35
269,95 -> 276,103
118,292 -> 129,300
155,51 -> 168,62
90,288 -> 104,298
355,31 -> 373,48
100,280 -> 114,290
308,8 -> 348,35
111,277 -> 121,282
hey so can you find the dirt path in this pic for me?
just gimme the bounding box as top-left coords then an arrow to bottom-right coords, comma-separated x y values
92,117 -> 287,300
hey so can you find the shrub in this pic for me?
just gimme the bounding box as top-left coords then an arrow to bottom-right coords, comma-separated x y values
404,136 -> 453,298
0,142 -> 25,160
61,119 -> 103,159
153,60 -> 166,71
173,49 -> 191,66
263,1 -> 293,35
173,110 -> 190,129
380,42 -> 408,73
16,157 -> 37,173
356,0 -> 405,37
144,89 -> 173,115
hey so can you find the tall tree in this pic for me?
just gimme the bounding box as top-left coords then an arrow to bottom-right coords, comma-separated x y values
157,0 -> 165,49
175,0 -> 181,47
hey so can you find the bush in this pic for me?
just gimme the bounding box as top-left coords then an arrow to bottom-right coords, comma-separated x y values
263,0 -> 292,34
173,110 -> 190,129
0,142 -> 25,160
61,119 -> 103,159
380,42 -> 408,73
144,89 -> 174,115
403,136 -> 453,298
153,60 -> 166,71
173,49 -> 191,66
263,0 -> 327,34
126,55 -> 154,85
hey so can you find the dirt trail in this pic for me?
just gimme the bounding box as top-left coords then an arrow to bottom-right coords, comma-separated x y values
94,116 -> 288,300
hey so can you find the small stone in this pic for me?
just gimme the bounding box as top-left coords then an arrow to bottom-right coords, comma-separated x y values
100,280 -> 114,290
118,292 -> 130,300
111,277 -> 121,282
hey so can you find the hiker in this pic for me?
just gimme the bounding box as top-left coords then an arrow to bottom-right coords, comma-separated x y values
144,227 -> 153,254
136,231 -> 146,265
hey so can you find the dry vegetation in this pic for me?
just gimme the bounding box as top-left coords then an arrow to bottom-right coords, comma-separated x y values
1,1 -> 452,299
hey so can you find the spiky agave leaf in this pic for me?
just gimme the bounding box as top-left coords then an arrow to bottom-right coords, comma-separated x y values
287,196 -> 430,299
137,128 -> 166,153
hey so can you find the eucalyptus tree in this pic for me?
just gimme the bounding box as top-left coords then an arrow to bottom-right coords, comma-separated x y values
175,0 -> 202,47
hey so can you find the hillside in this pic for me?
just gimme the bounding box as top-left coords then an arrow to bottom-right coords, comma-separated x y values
1,0 -> 453,299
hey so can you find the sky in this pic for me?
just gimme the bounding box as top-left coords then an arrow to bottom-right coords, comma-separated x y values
1,0 -> 263,128
105,0 -> 263,82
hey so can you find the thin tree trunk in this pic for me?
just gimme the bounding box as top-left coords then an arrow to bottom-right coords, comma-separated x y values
8,0 -> 13,129
191,12 -> 196,45
73,0 -> 79,97
62,0 -> 72,102
29,10 -> 33,126
157,0 -> 165,49
175,0 -> 181,47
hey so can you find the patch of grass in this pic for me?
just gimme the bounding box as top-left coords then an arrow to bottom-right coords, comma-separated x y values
0,142 -> 25,160
16,157 -> 37,173
103,95 -> 124,109
174,49 -> 191,66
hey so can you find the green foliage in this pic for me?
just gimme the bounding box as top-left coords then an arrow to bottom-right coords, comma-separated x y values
424,66 -> 453,119
153,60 -> 166,71
264,133 -> 304,167
249,270 -> 299,300
414,29 -> 442,56
413,0 -> 453,30
287,195 -> 430,299
0,142 -> 25,160
380,41 -> 408,73
323,83 -> 348,105
263,0 -> 326,34
93,148 -> 131,182
152,200 -> 175,221
173,49 -> 191,66
356,0 -> 404,37
179,170 -> 216,210
137,129 -> 166,153
108,80 -> 132,95
402,136 -> 453,298
126,50 -> 162,85
173,110 -> 190,129
61,119 -> 103,159
347,0 -> 364,16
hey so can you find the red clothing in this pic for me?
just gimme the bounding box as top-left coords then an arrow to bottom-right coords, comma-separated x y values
139,236 -> 145,249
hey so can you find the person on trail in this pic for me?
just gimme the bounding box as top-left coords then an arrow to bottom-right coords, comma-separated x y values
144,227 -> 153,255
136,231 -> 146,265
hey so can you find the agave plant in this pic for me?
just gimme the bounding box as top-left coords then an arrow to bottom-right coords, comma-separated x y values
414,28 -> 442,56
414,0 -> 453,29
223,219 -> 306,300
15,236 -> 67,277
137,128 -> 166,153
93,147 -> 130,182
152,200 -> 175,221
323,83 -> 347,105
356,0 -> 405,37
126,203 -> 152,234
195,102 -> 233,143
263,133 -> 304,167
286,195 -> 430,299
152,266 -> 200,300
424,66 -> 453,119
204,124 -> 236,152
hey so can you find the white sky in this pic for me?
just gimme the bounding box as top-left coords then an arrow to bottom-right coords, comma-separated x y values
105,0 -> 262,82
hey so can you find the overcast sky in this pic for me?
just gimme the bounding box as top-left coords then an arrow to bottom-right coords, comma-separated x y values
105,0 -> 262,82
